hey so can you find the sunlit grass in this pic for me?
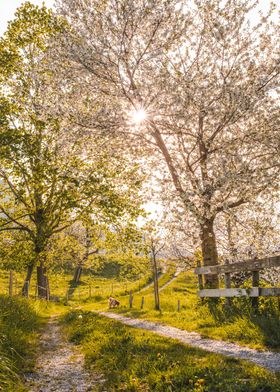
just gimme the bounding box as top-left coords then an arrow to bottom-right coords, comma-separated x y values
81,264 -> 177,311
0,268 -> 153,303
3,267 -> 280,352
92,271 -> 280,351
62,310 -> 280,391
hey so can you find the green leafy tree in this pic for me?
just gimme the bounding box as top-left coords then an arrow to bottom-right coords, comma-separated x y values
0,3 -> 143,298
64,218 -> 148,284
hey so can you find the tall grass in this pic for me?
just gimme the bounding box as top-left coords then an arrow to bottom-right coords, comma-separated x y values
0,295 -> 41,390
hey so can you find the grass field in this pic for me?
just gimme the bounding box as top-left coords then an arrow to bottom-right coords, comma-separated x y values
1,266 -> 280,390
2,266 -> 280,353
0,268 -> 153,302
0,263 -> 175,390
86,272 -> 280,351
62,310 -> 280,392
0,293 -> 73,391
0,263 -> 176,304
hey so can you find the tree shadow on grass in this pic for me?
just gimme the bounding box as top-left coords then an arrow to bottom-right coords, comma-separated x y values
205,297 -> 280,349
70,311 -> 280,392
67,279 -> 87,299
250,308 -> 280,349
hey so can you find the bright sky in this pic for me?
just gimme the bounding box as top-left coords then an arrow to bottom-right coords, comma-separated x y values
1,0 -> 278,36
0,0 -> 279,36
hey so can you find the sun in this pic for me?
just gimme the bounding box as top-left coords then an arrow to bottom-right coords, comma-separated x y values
130,108 -> 147,124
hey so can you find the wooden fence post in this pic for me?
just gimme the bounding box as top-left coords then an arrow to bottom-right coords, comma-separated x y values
224,260 -> 231,307
252,270 -> 259,311
141,296 -> 144,309
45,276 -> 50,301
26,281 -> 29,298
197,260 -> 204,290
129,290 -> 133,308
14,275 -> 17,295
9,271 -> 13,297
177,299 -> 181,312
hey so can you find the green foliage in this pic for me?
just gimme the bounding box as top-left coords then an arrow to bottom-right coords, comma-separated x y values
90,254 -> 149,280
44,220 -> 147,272
0,1 -> 64,82
0,231 -> 33,271
62,311 -> 280,391
0,295 -> 41,390
98,222 -> 146,255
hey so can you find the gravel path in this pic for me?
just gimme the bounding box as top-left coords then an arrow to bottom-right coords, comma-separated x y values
100,311 -> 280,372
25,317 -> 105,391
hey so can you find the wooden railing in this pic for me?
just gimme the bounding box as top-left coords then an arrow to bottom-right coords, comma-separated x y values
194,256 -> 280,303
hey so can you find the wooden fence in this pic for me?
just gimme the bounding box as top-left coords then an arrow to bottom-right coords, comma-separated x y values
194,256 -> 280,306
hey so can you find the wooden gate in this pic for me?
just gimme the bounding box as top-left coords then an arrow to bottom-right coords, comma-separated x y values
194,256 -> 280,300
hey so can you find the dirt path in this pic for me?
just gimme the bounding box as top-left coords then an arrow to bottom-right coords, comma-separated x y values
100,312 -> 280,372
159,269 -> 181,292
139,271 -> 165,292
140,267 -> 180,293
25,317 -> 105,391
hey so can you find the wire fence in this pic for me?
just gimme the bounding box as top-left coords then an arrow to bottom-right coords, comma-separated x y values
0,270 -> 154,302
0,267 -> 182,311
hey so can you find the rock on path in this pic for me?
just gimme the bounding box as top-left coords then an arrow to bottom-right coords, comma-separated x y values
100,311 -> 280,372
25,317 -> 105,392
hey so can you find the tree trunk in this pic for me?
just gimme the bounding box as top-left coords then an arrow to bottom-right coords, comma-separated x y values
200,218 -> 219,288
152,253 -> 160,310
37,263 -> 49,300
68,263 -> 83,299
73,265 -> 83,284
22,264 -> 34,297
72,229 -> 94,286
37,265 -> 45,299
9,271 -> 13,297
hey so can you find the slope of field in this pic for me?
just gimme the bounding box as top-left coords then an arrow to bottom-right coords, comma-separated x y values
0,267 -> 154,302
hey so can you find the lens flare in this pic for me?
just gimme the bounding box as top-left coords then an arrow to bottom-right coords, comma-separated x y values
130,108 -> 147,124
